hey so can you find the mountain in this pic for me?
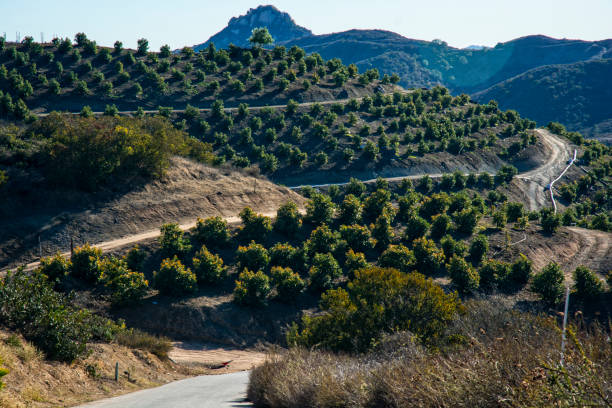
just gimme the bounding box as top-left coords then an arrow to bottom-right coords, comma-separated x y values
473,58 -> 612,143
193,6 -> 612,138
193,5 -> 312,52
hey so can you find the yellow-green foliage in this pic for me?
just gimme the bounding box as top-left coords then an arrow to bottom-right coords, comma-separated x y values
192,245 -> 226,284
154,256 -> 197,296
98,257 -> 148,306
233,269 -> 271,306
38,252 -> 71,283
0,357 -> 8,389
29,113 -> 214,190
71,243 -> 102,282
288,266 -> 462,352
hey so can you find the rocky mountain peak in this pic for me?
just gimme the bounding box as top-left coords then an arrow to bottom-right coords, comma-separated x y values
193,5 -> 313,51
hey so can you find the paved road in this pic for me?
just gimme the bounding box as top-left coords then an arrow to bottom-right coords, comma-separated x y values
75,371 -> 252,408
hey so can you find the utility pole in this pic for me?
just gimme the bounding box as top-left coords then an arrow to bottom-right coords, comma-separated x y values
560,285 -> 570,366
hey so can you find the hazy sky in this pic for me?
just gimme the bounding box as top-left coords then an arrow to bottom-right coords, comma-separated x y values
1,0 -> 611,50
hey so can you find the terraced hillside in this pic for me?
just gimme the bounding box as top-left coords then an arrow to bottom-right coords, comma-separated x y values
0,34 -> 383,115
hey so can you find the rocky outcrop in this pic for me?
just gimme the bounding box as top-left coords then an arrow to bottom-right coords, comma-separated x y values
193,5 -> 312,51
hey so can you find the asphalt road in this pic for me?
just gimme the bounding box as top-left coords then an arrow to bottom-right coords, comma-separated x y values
75,371 -> 252,408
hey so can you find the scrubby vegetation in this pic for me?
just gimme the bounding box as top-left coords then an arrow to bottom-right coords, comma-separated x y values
248,298 -> 612,408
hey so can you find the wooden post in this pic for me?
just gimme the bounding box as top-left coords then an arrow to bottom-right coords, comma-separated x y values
115,362 -> 119,381
39,235 -> 42,259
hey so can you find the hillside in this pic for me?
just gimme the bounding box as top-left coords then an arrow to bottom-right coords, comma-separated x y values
193,6 -> 612,139
0,33 -> 381,115
473,58 -> 612,142
0,155 -> 305,268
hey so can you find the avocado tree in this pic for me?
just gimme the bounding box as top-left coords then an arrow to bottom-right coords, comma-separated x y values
249,27 -> 274,48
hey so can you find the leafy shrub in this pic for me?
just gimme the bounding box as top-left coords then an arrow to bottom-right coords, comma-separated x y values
478,259 -> 509,289
531,262 -> 565,304
238,207 -> 273,242
305,225 -> 339,257
378,244 -> 416,273
269,242 -> 299,269
71,244 -> 102,282
155,256 -> 197,296
274,202 -> 302,235
236,241 -> 269,272
194,216 -> 230,248
448,256 -> 480,294
344,249 -> 369,277
271,266 -> 305,303
572,266 -> 604,299
403,214 -> 430,243
38,252 -> 71,284
508,254 -> 532,286
159,223 -> 191,257
98,257 -> 148,306
288,267 -> 462,352
305,193 -> 334,226
308,253 -> 342,292
124,245 -> 146,272
339,224 -> 373,253
0,269 -> 103,361
192,245 -> 226,285
338,194 -> 362,225
468,234 -> 488,265
412,237 -> 445,275
233,269 -> 271,306
540,207 -> 561,233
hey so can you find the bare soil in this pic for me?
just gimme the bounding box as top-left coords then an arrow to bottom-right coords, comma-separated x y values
0,157 -> 305,269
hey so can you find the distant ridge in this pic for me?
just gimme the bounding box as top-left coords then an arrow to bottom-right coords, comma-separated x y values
193,5 -> 312,51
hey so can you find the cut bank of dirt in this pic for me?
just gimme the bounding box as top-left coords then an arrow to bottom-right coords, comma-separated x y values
0,157 -> 305,269
0,330 -> 209,408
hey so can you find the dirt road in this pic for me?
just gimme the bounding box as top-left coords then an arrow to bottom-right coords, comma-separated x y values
3,129 -> 569,274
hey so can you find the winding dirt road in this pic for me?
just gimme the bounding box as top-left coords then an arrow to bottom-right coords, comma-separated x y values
3,129 -> 569,275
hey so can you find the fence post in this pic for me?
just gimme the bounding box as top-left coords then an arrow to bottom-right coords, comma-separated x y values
115,362 -> 119,381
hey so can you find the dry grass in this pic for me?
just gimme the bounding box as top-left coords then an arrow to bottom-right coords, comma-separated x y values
114,328 -> 172,359
248,298 -> 612,407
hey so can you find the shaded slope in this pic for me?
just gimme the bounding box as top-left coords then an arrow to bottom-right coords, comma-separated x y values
473,58 -> 612,135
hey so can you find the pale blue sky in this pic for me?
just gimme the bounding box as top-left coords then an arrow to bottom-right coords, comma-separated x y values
1,0 -> 611,50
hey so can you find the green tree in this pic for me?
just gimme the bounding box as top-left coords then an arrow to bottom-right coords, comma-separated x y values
448,256 -> 480,294
155,256 -> 197,296
305,224 -> 339,257
372,213 -> 394,250
309,252 -> 342,292
453,207 -> 480,235
305,193 -> 334,226
136,38 -> 149,56
531,262 -> 565,304
468,234 -> 488,265
572,266 -> 604,300
478,259 -> 509,289
540,207 -> 561,233
274,201 -> 302,235
493,210 -> 507,229
378,244 -> 416,273
71,244 -> 102,282
39,253 -> 71,284
508,254 -> 532,286
193,246 -> 226,285
249,27 -> 274,48
288,267 -> 462,352
159,223 -> 191,257
412,237 -> 445,275
430,214 -> 452,240
339,224 -> 373,253
403,213 -> 430,243
236,241 -> 270,272
194,216 -> 230,248
269,243 -> 299,269
238,207 -> 273,242
344,249 -> 369,277
234,269 -> 271,306
338,194 -> 362,225
271,266 -> 305,303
